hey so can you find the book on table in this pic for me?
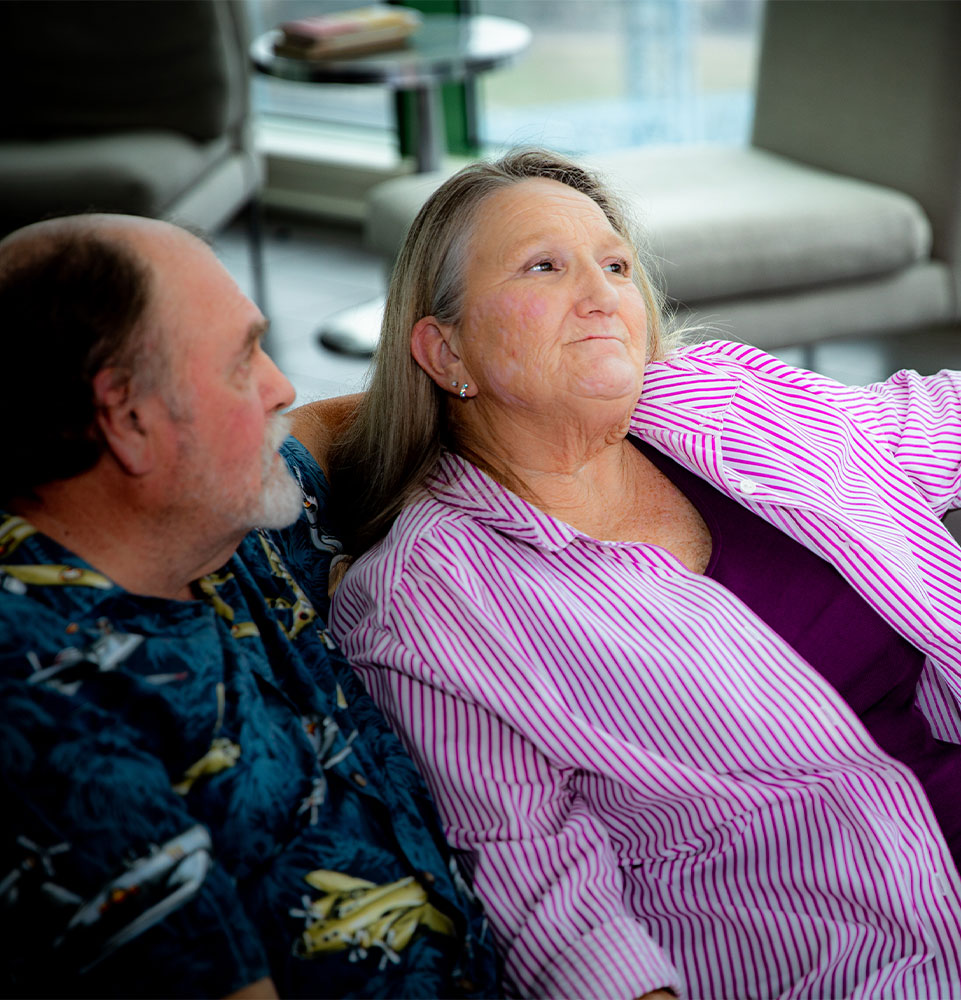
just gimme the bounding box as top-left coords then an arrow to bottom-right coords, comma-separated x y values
274,5 -> 422,60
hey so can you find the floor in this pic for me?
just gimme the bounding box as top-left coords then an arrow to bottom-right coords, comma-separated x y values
213,213 -> 379,404
213,211 -> 961,405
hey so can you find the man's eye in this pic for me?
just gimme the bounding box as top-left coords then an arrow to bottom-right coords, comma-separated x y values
530,260 -> 556,272
236,348 -> 257,376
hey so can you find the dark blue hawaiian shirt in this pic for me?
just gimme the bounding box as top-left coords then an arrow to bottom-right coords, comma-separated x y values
0,439 -> 499,998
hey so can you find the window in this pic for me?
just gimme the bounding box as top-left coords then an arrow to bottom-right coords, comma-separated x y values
246,0 -> 762,155
478,0 -> 763,154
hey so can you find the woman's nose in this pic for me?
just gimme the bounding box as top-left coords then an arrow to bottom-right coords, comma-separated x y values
574,263 -> 619,316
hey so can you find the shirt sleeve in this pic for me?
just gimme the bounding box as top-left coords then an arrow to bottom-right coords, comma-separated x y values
334,551 -> 682,999
859,367 -> 961,515
0,674 -> 270,997
688,340 -> 961,516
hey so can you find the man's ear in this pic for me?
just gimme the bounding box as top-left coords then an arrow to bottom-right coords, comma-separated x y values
92,368 -> 160,476
411,316 -> 471,394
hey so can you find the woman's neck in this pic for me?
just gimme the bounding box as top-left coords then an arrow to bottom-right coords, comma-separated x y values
457,396 -> 640,517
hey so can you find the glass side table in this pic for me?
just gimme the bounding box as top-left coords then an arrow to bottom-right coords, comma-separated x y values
251,14 -> 531,354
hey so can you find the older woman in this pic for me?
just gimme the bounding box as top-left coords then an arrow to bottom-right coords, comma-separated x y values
322,150 -> 961,998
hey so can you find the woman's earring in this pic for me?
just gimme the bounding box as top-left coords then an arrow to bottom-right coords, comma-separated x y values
459,383 -> 469,400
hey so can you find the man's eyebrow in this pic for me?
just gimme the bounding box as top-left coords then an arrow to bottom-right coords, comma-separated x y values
241,317 -> 270,354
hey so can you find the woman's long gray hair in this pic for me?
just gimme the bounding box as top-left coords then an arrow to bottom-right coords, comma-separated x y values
328,147 -> 672,554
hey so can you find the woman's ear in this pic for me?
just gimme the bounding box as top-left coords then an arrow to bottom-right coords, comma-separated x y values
411,316 -> 467,391
92,368 -> 160,476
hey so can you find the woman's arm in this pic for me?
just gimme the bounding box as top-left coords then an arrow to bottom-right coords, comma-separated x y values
224,977 -> 279,999
862,367 -> 961,515
684,340 -> 961,515
288,393 -> 363,474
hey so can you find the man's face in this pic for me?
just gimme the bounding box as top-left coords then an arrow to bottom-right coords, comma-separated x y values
142,228 -> 300,539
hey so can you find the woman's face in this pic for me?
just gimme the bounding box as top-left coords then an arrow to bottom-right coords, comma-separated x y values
451,177 -> 649,414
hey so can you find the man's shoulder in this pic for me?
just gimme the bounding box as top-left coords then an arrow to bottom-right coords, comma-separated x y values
237,437 -> 344,622
280,435 -> 323,487
0,513 -> 116,678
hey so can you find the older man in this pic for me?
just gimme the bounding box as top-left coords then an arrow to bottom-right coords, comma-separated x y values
0,216 -> 497,998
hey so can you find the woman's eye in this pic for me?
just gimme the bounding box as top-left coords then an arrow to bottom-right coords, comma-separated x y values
605,260 -> 629,274
529,260 -> 556,272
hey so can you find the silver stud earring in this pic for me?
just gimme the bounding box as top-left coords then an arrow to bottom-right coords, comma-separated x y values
459,382 -> 469,400
451,380 -> 458,387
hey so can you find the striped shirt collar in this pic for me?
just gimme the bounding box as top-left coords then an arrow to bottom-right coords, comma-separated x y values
426,452 -> 578,553
424,353 -> 739,554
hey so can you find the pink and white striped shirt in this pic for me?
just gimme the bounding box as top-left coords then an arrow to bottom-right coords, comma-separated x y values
332,340 -> 961,999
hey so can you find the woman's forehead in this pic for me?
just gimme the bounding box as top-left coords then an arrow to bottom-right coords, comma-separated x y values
471,178 -> 623,254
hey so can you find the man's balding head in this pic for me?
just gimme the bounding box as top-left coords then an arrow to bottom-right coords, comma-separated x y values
0,214 -> 182,505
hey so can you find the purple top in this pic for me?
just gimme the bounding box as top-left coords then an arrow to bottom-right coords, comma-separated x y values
638,439 -> 961,867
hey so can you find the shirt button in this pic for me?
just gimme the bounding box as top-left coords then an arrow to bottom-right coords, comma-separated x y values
350,771 -> 368,788
738,478 -> 758,495
818,703 -> 841,726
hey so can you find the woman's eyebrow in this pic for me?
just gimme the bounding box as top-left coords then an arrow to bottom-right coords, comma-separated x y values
505,234 -> 633,260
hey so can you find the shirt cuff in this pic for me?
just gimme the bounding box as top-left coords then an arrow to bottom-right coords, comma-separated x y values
525,918 -> 682,999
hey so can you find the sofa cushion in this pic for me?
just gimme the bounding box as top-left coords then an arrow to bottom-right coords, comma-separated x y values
674,260 -> 954,351
0,133 -> 231,233
365,171 -> 453,259
365,146 -> 932,307
588,145 -> 932,303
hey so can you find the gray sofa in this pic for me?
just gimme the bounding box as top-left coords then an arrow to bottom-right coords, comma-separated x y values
0,0 -> 264,306
363,0 -> 961,351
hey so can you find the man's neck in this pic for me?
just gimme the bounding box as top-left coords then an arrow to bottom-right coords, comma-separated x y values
13,477 -> 239,602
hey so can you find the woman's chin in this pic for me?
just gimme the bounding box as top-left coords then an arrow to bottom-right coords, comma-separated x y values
571,357 -> 644,402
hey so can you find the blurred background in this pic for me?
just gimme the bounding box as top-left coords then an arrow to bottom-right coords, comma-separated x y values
4,0 -> 959,403
251,0 -> 761,152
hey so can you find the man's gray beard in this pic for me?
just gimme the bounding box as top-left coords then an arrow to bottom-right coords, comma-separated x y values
254,413 -> 304,530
